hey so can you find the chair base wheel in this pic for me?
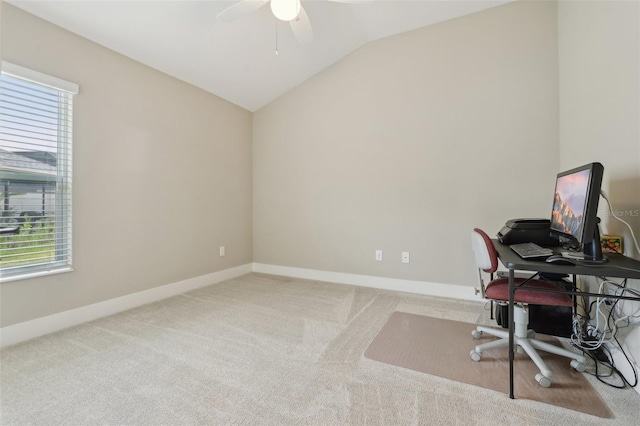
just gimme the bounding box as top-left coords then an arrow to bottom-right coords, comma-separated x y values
471,330 -> 482,339
470,350 -> 481,362
570,359 -> 586,372
535,373 -> 551,388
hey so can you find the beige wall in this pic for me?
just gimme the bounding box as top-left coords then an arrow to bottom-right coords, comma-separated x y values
558,0 -> 640,384
558,0 -> 640,242
0,4 -> 253,327
253,1 -> 559,286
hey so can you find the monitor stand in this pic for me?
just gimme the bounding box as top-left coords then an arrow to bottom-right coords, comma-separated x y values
557,219 -> 608,264
581,219 -> 608,264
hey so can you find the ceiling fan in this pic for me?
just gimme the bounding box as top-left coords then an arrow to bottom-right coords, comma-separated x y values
216,0 -> 364,45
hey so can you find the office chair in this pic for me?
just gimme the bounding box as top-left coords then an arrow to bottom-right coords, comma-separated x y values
470,228 -> 586,387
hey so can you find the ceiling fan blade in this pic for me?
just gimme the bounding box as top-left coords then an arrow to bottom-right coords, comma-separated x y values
290,5 -> 314,45
216,0 -> 270,22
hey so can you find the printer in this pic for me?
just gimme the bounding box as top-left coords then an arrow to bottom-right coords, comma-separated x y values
497,218 -> 559,246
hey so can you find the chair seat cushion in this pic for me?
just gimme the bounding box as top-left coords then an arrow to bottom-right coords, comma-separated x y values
485,278 -> 573,307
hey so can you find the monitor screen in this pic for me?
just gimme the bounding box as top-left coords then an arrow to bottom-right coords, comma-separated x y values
550,168 -> 591,243
550,162 -> 605,261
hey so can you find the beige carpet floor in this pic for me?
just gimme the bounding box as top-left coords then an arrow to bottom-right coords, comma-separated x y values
1,273 -> 639,424
365,312 -> 611,418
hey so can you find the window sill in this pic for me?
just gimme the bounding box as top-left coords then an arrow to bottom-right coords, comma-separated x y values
0,267 -> 74,284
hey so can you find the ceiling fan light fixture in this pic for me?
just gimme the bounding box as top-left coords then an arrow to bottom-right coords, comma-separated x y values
270,0 -> 301,22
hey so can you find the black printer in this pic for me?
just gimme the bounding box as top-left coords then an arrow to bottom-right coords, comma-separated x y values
497,218 -> 559,246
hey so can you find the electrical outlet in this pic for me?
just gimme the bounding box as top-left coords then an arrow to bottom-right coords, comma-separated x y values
402,252 -> 410,264
219,246 -> 225,257
375,250 -> 383,262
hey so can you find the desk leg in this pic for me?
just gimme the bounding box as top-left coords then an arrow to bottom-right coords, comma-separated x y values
508,267 -> 515,399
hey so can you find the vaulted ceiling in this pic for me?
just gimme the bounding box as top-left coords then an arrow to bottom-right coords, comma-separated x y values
8,1 -> 511,111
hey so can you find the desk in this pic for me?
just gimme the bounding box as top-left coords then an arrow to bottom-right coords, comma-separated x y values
492,240 -> 640,398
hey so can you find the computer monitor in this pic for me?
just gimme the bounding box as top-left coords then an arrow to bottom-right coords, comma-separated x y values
550,162 -> 607,263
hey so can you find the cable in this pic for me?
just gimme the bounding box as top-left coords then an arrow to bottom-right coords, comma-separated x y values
613,287 -> 640,326
571,273 -> 640,388
574,319 -> 633,389
613,334 -> 639,388
593,347 -> 628,388
598,278 -> 640,326
571,280 -> 620,350
600,191 -> 640,255
593,277 -> 639,388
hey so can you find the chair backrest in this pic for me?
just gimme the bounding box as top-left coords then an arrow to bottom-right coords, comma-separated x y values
471,228 -> 498,273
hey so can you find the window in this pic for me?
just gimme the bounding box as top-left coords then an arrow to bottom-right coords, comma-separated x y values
0,63 -> 78,281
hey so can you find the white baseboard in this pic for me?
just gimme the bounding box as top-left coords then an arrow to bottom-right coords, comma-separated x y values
1,263 -> 479,349
0,263 -> 253,348
252,263 -> 480,302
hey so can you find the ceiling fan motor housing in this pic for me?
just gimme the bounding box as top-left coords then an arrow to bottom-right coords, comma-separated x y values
271,0 -> 301,22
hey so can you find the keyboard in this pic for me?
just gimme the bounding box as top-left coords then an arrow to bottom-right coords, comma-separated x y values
509,242 -> 554,259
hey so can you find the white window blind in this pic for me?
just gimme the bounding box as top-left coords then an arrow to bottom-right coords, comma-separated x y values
0,63 -> 78,280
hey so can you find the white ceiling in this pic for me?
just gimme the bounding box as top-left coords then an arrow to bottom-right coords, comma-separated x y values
8,0 -> 511,111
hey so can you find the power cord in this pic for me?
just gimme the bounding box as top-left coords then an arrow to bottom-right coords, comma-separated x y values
580,343 -> 629,389
600,190 -> 640,255
572,276 -> 639,388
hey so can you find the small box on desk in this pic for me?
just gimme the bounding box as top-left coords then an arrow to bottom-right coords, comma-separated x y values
601,235 -> 623,254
